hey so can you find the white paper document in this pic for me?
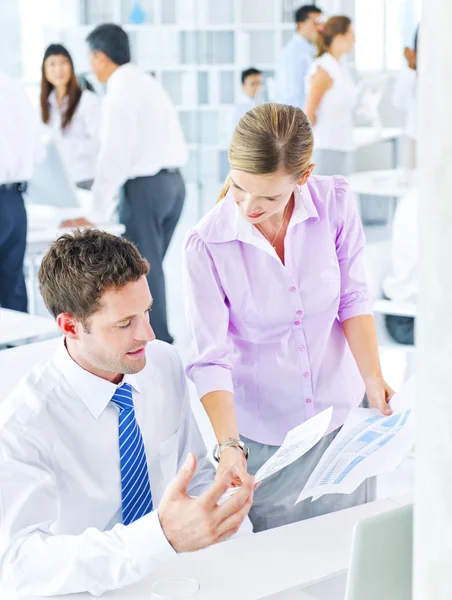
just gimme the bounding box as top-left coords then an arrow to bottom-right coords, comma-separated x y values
254,406 -> 333,483
218,407 -> 333,504
295,376 -> 416,503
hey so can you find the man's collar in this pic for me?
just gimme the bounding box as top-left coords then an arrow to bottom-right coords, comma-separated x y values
53,339 -> 141,419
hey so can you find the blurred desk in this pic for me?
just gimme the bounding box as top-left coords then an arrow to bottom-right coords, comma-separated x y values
353,127 -> 402,168
348,169 -> 414,198
373,299 -> 417,318
0,308 -> 57,347
353,127 -> 402,150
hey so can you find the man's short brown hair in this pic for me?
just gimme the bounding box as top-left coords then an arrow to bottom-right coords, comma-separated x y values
39,229 -> 149,322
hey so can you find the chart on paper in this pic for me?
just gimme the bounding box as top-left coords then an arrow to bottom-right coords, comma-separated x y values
296,377 -> 416,503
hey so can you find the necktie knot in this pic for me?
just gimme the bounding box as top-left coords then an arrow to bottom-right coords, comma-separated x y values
111,382 -> 134,412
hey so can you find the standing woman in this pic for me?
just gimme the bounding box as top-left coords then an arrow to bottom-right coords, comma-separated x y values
304,16 -> 356,176
40,44 -> 101,189
184,104 -> 394,533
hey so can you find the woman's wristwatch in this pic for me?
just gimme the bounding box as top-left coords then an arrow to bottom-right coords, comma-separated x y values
213,438 -> 250,463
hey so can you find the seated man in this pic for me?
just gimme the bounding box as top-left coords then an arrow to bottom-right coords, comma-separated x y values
382,188 -> 417,345
232,67 -> 263,127
0,229 -> 254,597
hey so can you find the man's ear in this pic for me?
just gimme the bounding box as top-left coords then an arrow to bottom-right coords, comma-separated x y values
56,313 -> 80,339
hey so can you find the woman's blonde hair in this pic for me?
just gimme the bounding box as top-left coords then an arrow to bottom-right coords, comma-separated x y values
316,16 -> 352,58
217,103 -> 313,202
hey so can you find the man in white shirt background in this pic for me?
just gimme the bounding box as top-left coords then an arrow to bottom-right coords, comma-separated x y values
0,72 -> 42,312
64,24 -> 188,346
275,4 -> 323,109
382,188 -> 417,345
233,67 -> 263,127
0,229 -> 254,597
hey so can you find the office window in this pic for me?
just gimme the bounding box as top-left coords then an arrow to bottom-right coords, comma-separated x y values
355,0 -> 421,72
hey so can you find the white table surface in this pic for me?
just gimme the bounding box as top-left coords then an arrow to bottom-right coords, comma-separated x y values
348,169 -> 415,198
25,497 -> 410,600
373,298 -> 417,318
27,203 -> 125,248
353,127 -> 402,150
0,308 -> 58,346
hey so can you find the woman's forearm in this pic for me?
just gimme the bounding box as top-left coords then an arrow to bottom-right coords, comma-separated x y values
342,315 -> 383,382
200,390 -> 240,444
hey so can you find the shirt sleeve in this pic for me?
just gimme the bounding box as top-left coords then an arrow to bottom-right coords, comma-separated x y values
333,176 -> 373,322
0,434 -> 176,597
392,69 -> 417,111
183,231 -> 234,399
79,91 -> 102,160
89,95 -> 136,224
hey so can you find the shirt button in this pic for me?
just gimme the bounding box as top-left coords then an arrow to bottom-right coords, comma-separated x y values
294,320 -> 301,326
303,371 -> 310,378
306,398 -> 312,404
298,345 -> 305,351
289,286 -> 297,292
296,310 -> 303,315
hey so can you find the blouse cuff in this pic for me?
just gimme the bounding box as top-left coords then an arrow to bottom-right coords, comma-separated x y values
191,365 -> 234,399
338,300 -> 374,323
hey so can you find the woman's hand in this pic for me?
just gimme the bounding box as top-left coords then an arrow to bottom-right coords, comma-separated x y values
364,375 -> 395,416
216,446 -> 249,488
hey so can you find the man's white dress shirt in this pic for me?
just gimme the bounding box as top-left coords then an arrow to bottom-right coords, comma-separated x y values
0,72 -> 43,184
275,33 -> 315,109
89,64 -> 188,223
383,188 -> 418,304
0,340 -> 218,597
47,89 -> 101,184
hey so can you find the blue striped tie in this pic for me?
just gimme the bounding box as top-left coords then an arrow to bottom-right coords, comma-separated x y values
111,382 -> 153,525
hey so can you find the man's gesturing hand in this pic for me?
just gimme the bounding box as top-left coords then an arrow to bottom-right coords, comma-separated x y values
158,453 -> 254,553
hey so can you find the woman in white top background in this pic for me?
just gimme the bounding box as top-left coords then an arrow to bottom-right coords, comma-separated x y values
304,16 -> 356,176
40,44 -> 101,189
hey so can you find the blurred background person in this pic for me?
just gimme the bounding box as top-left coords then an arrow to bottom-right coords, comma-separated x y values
40,44 -> 101,190
393,27 -> 419,170
304,16 -> 356,176
381,27 -> 419,346
0,72 -> 42,312
275,4 -> 323,109
382,188 -> 417,346
63,24 -> 188,345
233,68 -> 263,126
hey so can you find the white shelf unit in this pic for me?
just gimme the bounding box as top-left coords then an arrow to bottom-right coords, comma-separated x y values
52,0 -> 305,216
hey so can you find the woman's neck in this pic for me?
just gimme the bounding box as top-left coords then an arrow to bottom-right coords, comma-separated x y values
328,47 -> 344,61
258,194 -> 295,236
54,86 -> 67,107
